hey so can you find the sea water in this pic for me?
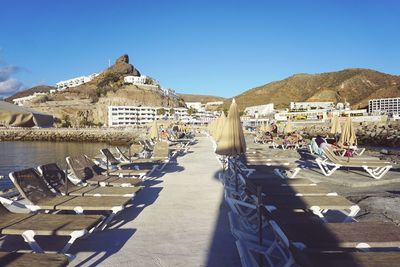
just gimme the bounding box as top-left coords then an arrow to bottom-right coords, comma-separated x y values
0,141 -> 106,189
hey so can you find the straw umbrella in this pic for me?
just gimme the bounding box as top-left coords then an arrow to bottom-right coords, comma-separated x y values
339,116 -> 357,161
216,99 -> 246,191
150,120 -> 159,141
339,116 -> 357,147
214,112 -> 226,141
330,115 -> 341,141
263,123 -> 272,133
284,120 -> 294,134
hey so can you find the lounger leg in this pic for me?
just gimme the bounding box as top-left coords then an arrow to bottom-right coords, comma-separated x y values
310,206 -> 328,222
22,230 -> 44,253
288,167 -> 301,179
61,230 -> 87,253
363,166 -> 392,179
316,158 -> 340,176
101,206 -> 124,230
273,168 -> 286,179
344,205 -> 361,222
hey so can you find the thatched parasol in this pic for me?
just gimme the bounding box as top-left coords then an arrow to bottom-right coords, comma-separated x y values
216,99 -> 246,192
150,120 -> 159,140
216,99 -> 246,156
330,115 -> 342,135
214,112 -> 226,141
284,120 -> 294,134
339,116 -> 357,147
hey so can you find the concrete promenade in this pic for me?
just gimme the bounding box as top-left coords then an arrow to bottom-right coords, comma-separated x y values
70,136 -> 241,266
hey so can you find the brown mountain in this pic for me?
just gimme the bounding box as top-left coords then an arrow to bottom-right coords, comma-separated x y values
227,68 -> 400,111
5,85 -> 55,102
178,94 -> 225,103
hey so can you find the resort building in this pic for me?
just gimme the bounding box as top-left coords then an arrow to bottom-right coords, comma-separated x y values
205,101 -> 224,107
55,73 -> 99,90
108,105 -> 216,127
368,97 -> 400,115
244,103 -> 274,117
186,102 -> 205,112
123,75 -> 148,85
275,110 -> 328,122
289,101 -> 335,111
12,92 -> 48,106
161,88 -> 178,98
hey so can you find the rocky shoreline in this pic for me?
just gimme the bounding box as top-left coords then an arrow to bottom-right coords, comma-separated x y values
293,121 -> 400,148
0,128 -> 141,144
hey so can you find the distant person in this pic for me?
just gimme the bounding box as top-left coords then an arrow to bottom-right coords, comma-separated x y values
315,135 -> 326,147
271,123 -> 278,134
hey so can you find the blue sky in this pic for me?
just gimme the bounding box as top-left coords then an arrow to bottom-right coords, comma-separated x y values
1,0 -> 399,98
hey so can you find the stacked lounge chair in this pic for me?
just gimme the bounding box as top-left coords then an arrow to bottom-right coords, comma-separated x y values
212,136 -> 400,267
66,155 -> 144,186
0,199 -> 103,255
38,163 -> 142,197
9,168 -> 132,228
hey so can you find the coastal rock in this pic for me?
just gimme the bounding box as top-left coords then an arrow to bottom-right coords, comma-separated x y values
107,54 -> 140,76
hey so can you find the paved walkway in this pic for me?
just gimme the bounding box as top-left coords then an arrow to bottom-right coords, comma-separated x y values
69,136 -> 241,266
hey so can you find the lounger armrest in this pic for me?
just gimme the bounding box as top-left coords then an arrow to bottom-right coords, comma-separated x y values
0,196 -> 36,210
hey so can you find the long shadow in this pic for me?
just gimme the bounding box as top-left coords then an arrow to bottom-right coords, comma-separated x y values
0,228 -> 135,267
108,186 -> 163,229
71,228 -> 136,267
218,142 -> 397,266
204,170 -> 242,267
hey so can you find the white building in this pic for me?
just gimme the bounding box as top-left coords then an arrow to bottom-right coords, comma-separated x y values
290,101 -> 335,111
161,88 -> 178,98
108,105 -> 215,127
369,97 -> 400,115
124,75 -> 147,85
244,103 -> 274,117
56,73 -> 99,90
205,101 -> 223,107
12,92 -> 47,106
186,102 -> 205,112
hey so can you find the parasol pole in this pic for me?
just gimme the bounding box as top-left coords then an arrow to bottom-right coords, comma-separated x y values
257,186 -> 264,266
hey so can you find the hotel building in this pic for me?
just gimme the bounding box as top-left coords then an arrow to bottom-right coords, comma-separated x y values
56,73 -> 99,90
108,105 -> 216,127
244,103 -> 274,117
368,97 -> 400,115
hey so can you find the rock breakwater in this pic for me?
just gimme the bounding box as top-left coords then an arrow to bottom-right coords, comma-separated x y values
0,128 -> 141,144
290,121 -> 400,148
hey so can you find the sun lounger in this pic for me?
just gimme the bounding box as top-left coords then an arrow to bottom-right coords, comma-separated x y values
236,234 -> 400,267
246,173 -> 317,186
235,157 -> 301,179
262,195 -> 360,222
67,155 -> 144,186
9,168 -> 132,228
247,180 -> 337,196
0,200 -> 103,254
105,142 -> 175,171
317,146 -> 393,179
235,205 -> 400,267
298,251 -> 400,267
99,148 -> 158,174
38,163 -> 141,197
0,251 -> 69,267
279,221 -> 400,250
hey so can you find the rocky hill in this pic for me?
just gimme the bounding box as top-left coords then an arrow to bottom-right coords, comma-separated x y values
5,85 -> 55,102
227,68 -> 400,111
13,55 -> 185,127
178,93 -> 225,104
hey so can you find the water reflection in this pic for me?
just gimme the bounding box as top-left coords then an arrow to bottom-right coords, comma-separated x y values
0,141 -> 106,187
